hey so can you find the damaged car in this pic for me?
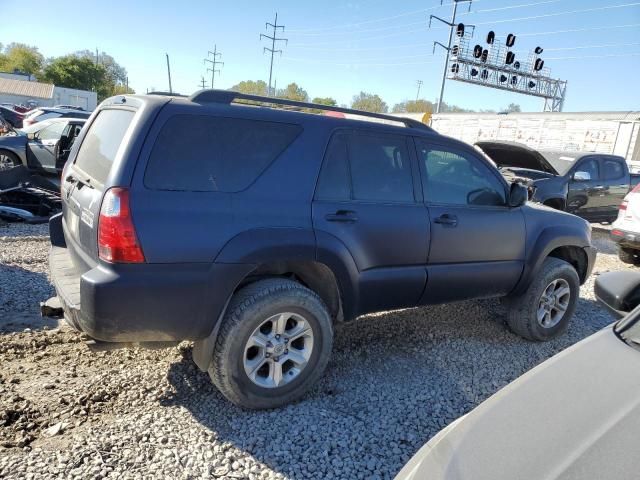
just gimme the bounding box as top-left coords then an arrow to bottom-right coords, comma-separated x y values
0,117 -> 86,174
476,141 -> 640,223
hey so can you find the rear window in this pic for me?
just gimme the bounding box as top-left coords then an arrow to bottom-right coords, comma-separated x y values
74,109 -> 135,184
144,115 -> 302,192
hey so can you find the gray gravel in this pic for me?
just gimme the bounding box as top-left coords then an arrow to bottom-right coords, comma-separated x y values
0,223 -> 631,479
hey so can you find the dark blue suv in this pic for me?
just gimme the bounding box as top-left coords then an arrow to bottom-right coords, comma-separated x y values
49,90 -> 596,408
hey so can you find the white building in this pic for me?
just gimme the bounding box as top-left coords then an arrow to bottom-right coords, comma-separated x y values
0,76 -> 97,111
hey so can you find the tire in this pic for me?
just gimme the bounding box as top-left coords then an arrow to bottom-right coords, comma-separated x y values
504,257 -> 579,341
618,247 -> 640,265
0,150 -> 21,171
209,278 -> 333,409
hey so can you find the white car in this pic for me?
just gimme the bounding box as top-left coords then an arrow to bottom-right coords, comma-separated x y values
611,184 -> 640,264
395,271 -> 640,480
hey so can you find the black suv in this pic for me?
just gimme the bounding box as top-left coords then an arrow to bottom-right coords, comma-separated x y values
48,91 -> 596,408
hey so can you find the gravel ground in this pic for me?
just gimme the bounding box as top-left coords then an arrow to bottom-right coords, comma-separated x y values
0,222 -> 632,479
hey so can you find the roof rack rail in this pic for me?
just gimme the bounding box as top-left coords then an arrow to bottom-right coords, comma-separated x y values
148,91 -> 187,97
188,89 -> 432,131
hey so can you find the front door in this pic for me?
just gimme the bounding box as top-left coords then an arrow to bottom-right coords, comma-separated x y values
312,130 -> 429,316
414,139 -> 526,304
26,121 -> 66,173
567,156 -> 603,220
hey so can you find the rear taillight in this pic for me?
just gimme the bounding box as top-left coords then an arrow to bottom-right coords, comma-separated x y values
620,200 -> 628,211
98,188 -> 145,263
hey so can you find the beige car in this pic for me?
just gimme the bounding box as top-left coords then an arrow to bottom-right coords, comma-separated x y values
396,271 -> 640,480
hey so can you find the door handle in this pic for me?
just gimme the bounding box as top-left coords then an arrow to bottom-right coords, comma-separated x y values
434,214 -> 458,227
325,210 -> 358,223
590,185 -> 606,191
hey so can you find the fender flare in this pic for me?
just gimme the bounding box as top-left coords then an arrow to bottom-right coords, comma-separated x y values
512,224 -> 590,296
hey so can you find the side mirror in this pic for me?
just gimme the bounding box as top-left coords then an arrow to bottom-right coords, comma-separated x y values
27,132 -> 36,141
595,271 -> 640,318
573,171 -> 591,181
508,182 -> 528,208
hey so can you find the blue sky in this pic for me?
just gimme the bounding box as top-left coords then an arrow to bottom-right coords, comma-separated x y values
1,0 -> 639,111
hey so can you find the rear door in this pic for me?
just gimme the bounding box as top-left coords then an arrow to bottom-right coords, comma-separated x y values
312,130 -> 429,315
62,108 -> 137,264
600,156 -> 629,215
415,138 -> 525,304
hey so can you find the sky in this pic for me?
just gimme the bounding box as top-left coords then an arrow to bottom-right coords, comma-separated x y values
1,0 -> 639,112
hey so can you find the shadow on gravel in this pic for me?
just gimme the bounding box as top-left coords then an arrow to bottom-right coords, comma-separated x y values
0,265 -> 55,333
161,294 -> 614,479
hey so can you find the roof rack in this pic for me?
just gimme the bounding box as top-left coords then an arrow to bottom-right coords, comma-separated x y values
148,91 -> 187,97
188,89 -> 432,131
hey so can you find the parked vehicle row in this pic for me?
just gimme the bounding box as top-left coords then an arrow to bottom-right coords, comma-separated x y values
477,141 -> 640,223
22,107 -> 90,127
46,90 -> 595,409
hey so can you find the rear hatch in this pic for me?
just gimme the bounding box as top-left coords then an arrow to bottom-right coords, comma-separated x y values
61,107 -> 137,268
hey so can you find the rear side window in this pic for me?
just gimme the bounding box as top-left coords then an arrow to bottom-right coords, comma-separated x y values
75,109 -> 135,184
144,115 -> 302,192
315,134 -> 350,200
603,159 -> 624,180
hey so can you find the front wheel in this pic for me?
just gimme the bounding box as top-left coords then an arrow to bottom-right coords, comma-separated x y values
209,278 -> 333,409
618,247 -> 640,265
504,257 -> 579,341
0,150 -> 21,171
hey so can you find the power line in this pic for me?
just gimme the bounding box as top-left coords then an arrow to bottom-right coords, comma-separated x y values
518,22 -> 640,36
472,2 -> 640,26
261,12 -> 287,96
204,44 -> 223,88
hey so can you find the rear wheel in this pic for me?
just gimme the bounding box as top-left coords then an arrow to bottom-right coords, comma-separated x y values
209,278 -> 333,409
618,247 -> 640,265
504,257 -> 579,341
0,150 -> 20,171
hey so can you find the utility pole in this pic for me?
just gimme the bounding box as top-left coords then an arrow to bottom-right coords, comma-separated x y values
199,76 -> 207,89
204,45 -> 223,88
429,0 -> 473,113
416,80 -> 423,102
166,53 -> 173,94
260,13 -> 287,96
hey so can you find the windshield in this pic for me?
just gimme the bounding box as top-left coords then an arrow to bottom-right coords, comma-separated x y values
615,306 -> 640,349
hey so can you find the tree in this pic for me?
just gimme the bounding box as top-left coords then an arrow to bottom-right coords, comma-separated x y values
40,55 -> 107,93
351,92 -> 388,113
75,50 -> 128,86
277,82 -> 308,102
231,80 -> 268,96
0,43 -> 44,76
504,103 -> 521,113
392,99 -> 434,114
312,97 -> 337,106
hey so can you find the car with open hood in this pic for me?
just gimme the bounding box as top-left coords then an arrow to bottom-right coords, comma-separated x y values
476,141 -> 640,223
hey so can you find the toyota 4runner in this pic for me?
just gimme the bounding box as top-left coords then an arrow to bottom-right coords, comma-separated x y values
48,90 -> 596,408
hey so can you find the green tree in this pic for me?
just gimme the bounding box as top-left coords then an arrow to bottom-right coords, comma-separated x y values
40,55 -> 107,92
0,43 -> 44,76
392,99 -> 434,114
504,103 -> 521,113
351,92 -> 388,113
311,96 -> 337,106
277,82 -> 308,102
231,80 -> 268,96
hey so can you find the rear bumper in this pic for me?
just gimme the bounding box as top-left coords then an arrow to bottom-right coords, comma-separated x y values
48,214 -> 254,342
610,228 -> 640,250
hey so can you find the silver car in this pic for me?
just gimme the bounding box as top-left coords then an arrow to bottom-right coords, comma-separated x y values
396,270 -> 640,480
0,117 -> 86,174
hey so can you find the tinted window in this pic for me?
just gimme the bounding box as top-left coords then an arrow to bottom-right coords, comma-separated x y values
145,115 -> 302,192
36,122 -> 65,141
349,133 -> 414,203
315,134 -> 350,200
603,159 -> 624,180
576,158 -> 599,180
418,142 -> 506,206
75,109 -> 135,184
